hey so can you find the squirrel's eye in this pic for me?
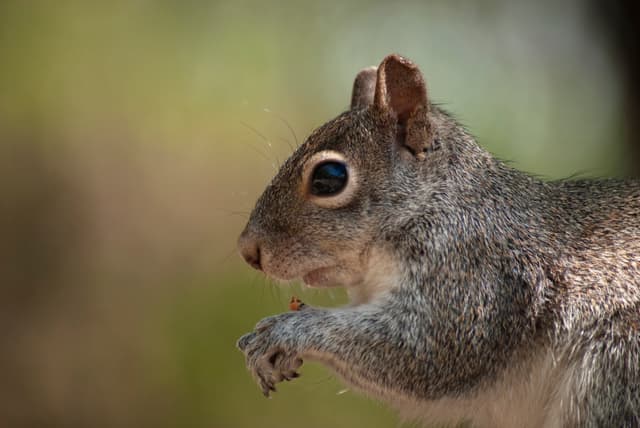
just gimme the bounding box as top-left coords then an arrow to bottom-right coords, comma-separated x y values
310,161 -> 348,196
303,151 -> 356,208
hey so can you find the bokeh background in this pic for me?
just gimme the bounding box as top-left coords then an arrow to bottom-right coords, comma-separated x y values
1,1 -> 638,427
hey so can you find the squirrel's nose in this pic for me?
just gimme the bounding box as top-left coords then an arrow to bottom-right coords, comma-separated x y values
238,230 -> 262,271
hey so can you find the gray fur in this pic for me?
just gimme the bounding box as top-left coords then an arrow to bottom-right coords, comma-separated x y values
236,54 -> 640,427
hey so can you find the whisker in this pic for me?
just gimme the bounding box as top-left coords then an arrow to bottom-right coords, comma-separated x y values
252,271 -> 267,303
240,120 -> 274,150
240,138 -> 272,163
239,121 -> 279,167
267,277 -> 279,306
264,108 -> 299,148
277,136 -> 295,153
212,207 -> 250,218
215,246 -> 240,269
287,282 -> 296,298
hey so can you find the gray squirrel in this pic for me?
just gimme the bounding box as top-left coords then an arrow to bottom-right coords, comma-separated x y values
236,54 -> 640,427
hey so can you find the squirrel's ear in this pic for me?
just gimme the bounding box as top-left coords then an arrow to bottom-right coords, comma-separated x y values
351,66 -> 377,110
374,54 -> 433,159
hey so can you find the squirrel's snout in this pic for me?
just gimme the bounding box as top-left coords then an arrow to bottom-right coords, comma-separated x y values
238,230 -> 262,271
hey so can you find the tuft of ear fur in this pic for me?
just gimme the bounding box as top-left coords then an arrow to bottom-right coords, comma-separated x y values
351,66 -> 377,110
374,54 -> 433,159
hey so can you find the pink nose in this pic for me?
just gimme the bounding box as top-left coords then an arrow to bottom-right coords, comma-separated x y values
238,230 -> 262,271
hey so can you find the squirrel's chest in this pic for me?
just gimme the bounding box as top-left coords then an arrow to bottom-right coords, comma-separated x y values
390,349 -> 571,428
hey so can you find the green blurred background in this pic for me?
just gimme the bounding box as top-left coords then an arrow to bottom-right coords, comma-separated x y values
1,1 -> 637,427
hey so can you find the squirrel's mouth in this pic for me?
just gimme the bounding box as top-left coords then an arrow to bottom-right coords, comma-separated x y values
302,266 -> 340,288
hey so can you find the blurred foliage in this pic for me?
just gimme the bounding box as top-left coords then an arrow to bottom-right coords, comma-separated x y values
0,1 -> 631,427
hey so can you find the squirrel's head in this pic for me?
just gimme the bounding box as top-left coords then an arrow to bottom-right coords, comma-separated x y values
239,54 -> 465,301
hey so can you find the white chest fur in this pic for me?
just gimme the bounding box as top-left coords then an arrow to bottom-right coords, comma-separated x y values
390,349 -> 573,428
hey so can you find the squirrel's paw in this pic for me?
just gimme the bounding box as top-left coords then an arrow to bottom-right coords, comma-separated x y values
236,312 -> 305,397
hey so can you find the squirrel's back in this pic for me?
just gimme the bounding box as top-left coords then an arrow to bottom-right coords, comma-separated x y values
545,179 -> 640,326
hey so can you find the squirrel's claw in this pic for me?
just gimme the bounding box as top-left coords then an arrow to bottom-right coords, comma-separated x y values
257,371 -> 276,397
237,312 -> 305,397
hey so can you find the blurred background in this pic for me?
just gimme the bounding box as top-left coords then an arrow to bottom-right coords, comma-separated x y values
1,1 -> 638,427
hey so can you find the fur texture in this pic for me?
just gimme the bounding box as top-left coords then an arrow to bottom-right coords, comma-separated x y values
236,54 -> 640,427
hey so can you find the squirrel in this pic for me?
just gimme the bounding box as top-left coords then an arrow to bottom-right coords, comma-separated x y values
236,54 -> 640,427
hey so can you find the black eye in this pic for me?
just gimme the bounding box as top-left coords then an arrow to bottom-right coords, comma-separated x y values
310,161 -> 348,196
